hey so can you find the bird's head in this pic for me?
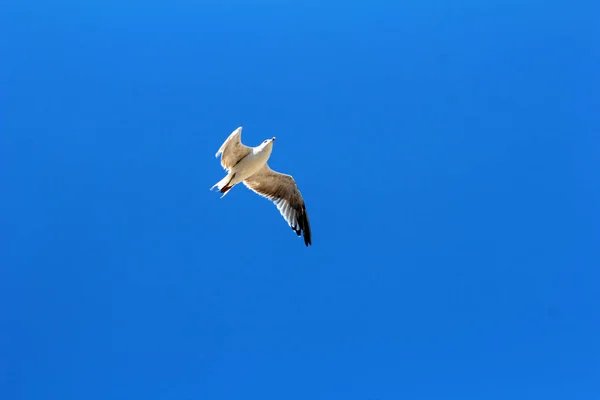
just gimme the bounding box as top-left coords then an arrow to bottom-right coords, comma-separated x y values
260,137 -> 276,147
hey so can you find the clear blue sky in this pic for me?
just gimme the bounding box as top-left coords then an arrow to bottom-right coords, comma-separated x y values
2,1 -> 599,399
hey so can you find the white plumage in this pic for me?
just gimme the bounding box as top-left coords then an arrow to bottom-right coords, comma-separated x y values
210,127 -> 312,246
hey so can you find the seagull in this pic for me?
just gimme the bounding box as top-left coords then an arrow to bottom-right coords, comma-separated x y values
210,126 -> 312,246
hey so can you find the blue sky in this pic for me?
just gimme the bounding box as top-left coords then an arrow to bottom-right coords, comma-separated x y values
2,1 -> 599,399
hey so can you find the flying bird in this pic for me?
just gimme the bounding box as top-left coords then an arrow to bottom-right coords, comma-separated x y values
210,127 -> 312,246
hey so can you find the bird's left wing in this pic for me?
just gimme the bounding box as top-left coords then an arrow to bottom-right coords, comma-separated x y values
243,164 -> 312,246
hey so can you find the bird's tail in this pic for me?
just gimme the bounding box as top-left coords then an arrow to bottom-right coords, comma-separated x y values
210,173 -> 236,198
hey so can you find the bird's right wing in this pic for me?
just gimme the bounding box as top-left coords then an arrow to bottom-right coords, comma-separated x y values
215,127 -> 252,171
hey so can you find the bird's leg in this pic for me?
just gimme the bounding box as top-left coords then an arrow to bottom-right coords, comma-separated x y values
220,182 -> 234,194
219,173 -> 237,197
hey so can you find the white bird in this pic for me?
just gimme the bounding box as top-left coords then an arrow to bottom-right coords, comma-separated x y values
210,126 -> 312,246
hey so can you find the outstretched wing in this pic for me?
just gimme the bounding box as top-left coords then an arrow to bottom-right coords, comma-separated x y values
215,127 -> 252,171
243,164 -> 312,246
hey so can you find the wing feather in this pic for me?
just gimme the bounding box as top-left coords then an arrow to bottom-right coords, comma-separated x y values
215,127 -> 252,171
243,164 -> 312,246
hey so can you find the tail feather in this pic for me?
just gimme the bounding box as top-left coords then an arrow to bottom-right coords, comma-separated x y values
210,173 -> 236,198
219,184 -> 234,198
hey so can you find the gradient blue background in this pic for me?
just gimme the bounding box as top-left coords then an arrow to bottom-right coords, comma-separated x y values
2,1 -> 599,399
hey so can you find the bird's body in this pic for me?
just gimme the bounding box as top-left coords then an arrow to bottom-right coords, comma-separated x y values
210,127 -> 312,246
211,137 -> 273,195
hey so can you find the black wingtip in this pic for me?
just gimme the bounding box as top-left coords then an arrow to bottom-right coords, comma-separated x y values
300,206 -> 312,247
290,205 -> 312,247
